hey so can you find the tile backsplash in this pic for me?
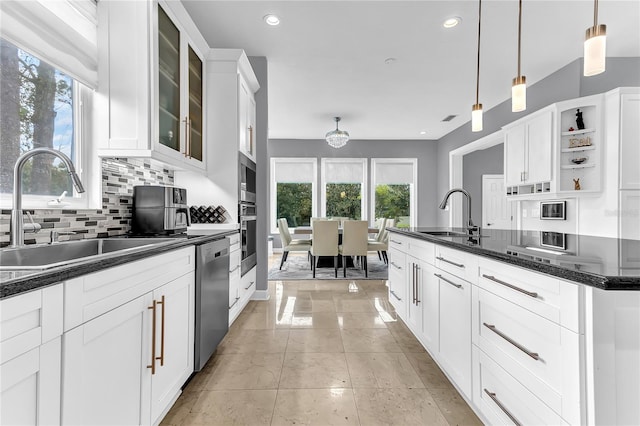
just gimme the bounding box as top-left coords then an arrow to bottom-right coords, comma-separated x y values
0,158 -> 174,247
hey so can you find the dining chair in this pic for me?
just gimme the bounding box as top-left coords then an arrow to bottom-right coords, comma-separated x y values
367,228 -> 389,264
368,218 -> 388,262
277,218 -> 312,270
310,220 -> 339,278
340,220 -> 369,278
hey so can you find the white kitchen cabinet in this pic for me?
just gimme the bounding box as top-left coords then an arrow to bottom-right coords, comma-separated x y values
97,0 -> 207,171
1,284 -> 63,426
239,266 -> 257,306
435,269 -> 472,399
228,233 -> 242,325
204,49 -> 260,214
420,262 -> 440,354
62,293 -> 153,426
61,247 -> 196,426
388,248 -> 407,318
504,108 -> 554,196
150,273 -> 195,423
619,93 -> 640,190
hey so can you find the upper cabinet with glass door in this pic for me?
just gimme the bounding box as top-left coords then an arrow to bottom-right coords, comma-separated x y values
96,0 -> 207,172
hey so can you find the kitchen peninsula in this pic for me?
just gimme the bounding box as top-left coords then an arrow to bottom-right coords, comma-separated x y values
387,227 -> 639,425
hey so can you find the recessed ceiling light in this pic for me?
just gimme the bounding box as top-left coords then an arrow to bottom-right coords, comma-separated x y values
420,131 -> 427,135
443,16 -> 462,28
384,58 -> 397,65
263,14 -> 280,26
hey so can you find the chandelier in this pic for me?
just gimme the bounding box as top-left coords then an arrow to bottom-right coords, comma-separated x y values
325,117 -> 350,148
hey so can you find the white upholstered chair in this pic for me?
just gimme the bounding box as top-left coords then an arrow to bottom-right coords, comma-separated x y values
310,220 -> 339,278
340,220 -> 369,277
277,218 -> 312,270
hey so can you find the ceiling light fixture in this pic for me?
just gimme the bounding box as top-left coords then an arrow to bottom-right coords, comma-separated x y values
325,117 -> 350,149
471,0 -> 483,132
263,14 -> 280,26
443,17 -> 461,28
512,0 -> 527,112
584,0 -> 606,76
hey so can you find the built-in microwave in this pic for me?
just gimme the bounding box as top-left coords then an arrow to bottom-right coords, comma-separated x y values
540,201 -> 566,220
239,153 -> 256,204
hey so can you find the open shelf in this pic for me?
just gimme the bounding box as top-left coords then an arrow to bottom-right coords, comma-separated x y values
561,163 -> 596,170
561,128 -> 596,136
561,146 -> 596,153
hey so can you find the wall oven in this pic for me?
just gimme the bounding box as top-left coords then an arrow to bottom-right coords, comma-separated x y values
239,201 -> 257,276
239,153 -> 256,204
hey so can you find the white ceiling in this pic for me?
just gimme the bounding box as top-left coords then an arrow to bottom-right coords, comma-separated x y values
182,0 -> 640,140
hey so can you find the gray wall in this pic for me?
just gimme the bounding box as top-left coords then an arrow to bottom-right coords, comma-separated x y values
437,57 -> 640,226
269,138 -> 438,247
462,143 -> 504,226
249,56 -> 269,293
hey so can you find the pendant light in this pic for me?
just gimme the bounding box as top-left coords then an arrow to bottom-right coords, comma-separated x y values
471,0 -> 483,132
325,117 -> 350,148
584,0 -> 606,76
512,0 -> 526,112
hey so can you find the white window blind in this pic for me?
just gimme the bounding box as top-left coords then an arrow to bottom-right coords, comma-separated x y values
324,160 -> 364,183
375,161 -> 414,184
0,0 -> 98,88
274,160 -> 315,183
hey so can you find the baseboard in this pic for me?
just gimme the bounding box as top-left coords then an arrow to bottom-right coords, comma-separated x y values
251,290 -> 270,301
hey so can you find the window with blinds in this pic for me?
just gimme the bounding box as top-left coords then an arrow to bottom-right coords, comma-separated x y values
321,158 -> 367,220
371,159 -> 417,228
271,158 -> 318,231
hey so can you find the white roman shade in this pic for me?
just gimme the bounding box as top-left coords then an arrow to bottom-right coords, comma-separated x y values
375,161 -> 414,184
274,160 -> 315,183
0,0 -> 98,88
324,160 -> 365,183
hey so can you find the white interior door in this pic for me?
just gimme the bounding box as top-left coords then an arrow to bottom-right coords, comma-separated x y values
482,175 -> 514,230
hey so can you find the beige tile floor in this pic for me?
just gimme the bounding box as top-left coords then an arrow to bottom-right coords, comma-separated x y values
161,254 -> 482,426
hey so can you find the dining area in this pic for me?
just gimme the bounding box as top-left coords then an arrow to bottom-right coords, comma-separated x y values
275,217 -> 394,279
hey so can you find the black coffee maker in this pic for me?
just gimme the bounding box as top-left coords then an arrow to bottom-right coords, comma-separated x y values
132,186 -> 190,235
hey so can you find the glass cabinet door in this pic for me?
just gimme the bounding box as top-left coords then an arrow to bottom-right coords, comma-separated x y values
188,46 -> 203,161
158,6 -> 180,152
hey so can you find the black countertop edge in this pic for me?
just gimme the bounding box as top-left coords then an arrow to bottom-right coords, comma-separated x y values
0,230 -> 238,300
388,228 -> 640,291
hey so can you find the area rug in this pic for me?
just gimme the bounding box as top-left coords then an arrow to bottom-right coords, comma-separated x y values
268,253 -> 388,280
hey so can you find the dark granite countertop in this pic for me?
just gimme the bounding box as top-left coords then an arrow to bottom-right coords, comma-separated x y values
388,227 -> 640,291
0,230 -> 238,299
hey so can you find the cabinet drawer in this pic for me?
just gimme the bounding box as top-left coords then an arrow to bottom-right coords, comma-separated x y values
229,249 -> 241,275
473,346 -> 567,426
434,245 -> 478,284
240,267 -> 256,301
388,249 -> 406,312
407,238 -> 434,265
478,258 -> 581,332
1,284 -> 63,363
388,233 -> 411,253
473,287 -> 581,423
64,246 -> 195,331
228,233 -> 240,252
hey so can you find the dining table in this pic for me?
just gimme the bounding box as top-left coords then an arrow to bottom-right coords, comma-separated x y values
292,225 -> 380,268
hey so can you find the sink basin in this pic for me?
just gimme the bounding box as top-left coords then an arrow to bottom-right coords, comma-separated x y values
0,238 -> 177,271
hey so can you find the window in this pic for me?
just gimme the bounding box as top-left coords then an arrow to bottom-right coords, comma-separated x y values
0,39 -> 85,200
271,158 -> 317,233
321,158 -> 367,220
371,159 -> 417,228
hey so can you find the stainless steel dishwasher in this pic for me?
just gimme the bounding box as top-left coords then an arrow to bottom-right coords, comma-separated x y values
194,237 -> 230,371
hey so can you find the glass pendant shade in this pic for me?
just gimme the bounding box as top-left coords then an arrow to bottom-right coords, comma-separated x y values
325,117 -> 349,148
584,24 -> 606,76
511,76 -> 527,112
472,104 -> 483,132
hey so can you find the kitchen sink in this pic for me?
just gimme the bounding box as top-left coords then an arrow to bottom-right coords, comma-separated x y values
0,238 -> 178,271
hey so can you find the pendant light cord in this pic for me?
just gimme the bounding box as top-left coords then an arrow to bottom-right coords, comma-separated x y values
475,0 -> 482,105
593,0 -> 598,26
517,0 -> 522,77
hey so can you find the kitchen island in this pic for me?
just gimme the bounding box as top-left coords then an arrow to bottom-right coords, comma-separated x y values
387,227 -> 639,425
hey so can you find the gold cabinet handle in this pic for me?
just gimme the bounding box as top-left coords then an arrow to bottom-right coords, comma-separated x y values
187,118 -> 192,158
483,323 -> 540,360
482,274 -> 538,298
484,389 -> 522,426
248,125 -> 253,154
147,300 -> 157,375
182,117 -> 189,157
156,295 -> 165,366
